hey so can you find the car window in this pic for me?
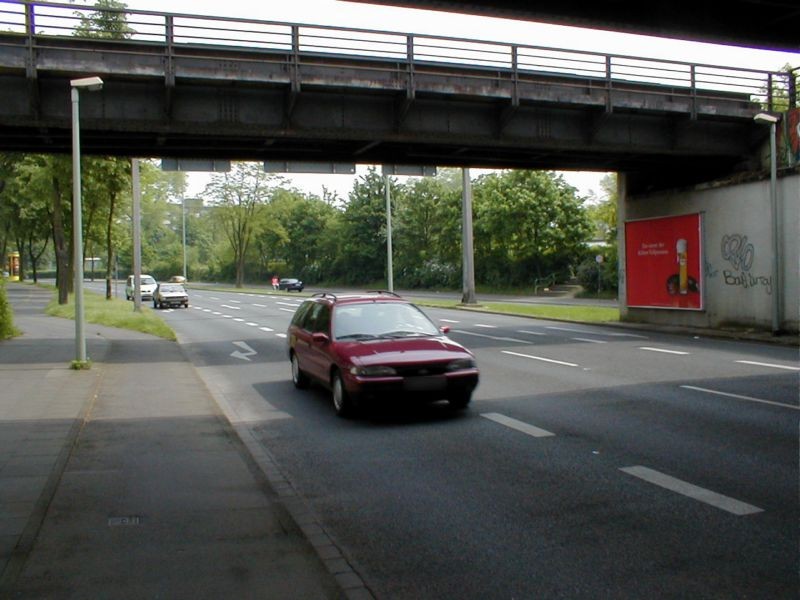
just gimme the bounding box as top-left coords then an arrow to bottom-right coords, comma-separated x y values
312,304 -> 331,334
291,301 -> 314,328
333,302 -> 439,339
142,277 -> 156,285
159,284 -> 184,293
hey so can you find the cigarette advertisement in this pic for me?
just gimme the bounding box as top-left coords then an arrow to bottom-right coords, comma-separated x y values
625,213 -> 703,310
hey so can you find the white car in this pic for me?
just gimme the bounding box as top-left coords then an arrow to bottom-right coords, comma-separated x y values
125,274 -> 158,300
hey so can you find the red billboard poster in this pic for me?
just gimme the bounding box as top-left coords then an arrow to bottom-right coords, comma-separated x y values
625,213 -> 703,310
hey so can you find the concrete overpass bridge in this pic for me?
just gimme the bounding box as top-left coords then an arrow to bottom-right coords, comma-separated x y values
0,1 -> 793,191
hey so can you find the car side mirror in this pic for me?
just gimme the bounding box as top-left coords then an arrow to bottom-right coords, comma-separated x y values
439,325 -> 451,334
312,332 -> 330,344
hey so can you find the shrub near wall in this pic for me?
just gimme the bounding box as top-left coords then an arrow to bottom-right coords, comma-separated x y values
0,279 -> 19,339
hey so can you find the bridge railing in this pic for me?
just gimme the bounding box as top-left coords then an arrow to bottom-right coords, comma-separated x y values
0,0 -> 793,112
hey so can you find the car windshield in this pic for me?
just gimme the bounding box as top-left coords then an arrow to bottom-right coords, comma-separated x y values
333,302 -> 440,340
141,277 -> 156,285
160,284 -> 184,293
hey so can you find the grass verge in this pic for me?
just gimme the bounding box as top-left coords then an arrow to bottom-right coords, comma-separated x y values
46,289 -> 176,340
410,297 -> 619,323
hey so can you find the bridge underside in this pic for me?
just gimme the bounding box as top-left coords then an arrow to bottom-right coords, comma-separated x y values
0,37 -> 767,192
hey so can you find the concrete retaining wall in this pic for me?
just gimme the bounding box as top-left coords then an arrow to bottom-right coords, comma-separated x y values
619,170 -> 799,333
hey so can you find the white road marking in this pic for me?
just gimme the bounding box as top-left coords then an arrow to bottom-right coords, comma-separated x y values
606,332 -> 649,339
230,341 -> 257,362
681,385 -> 800,411
454,330 -> 529,344
259,327 -> 274,332
210,296 -> 220,300
246,322 -> 258,327
620,466 -> 763,516
252,303 -> 267,308
440,319 -> 460,323
475,324 -> 497,329
572,337 -> 607,344
276,301 -> 300,308
275,333 -> 287,338
233,318 -> 245,322
639,347 -> 690,355
212,311 -> 221,315
220,304 -> 241,310
546,326 -> 594,334
735,360 -> 800,372
481,413 -> 555,438
222,315 -> 233,319
517,330 -> 546,336
203,309 -> 211,312
230,299 -> 242,303
502,350 -> 579,367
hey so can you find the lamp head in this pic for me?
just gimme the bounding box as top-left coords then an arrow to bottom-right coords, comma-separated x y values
753,112 -> 779,125
70,76 -> 104,92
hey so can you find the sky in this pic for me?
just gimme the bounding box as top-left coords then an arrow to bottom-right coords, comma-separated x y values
104,0 -> 799,200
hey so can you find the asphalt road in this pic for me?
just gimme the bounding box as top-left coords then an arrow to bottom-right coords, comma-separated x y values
92,283 -> 799,599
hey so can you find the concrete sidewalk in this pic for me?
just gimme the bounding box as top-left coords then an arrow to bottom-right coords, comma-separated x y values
0,284 -> 357,599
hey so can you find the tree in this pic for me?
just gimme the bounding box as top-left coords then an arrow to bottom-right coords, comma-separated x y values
74,0 -> 134,39
473,170 -> 592,286
203,163 -> 277,287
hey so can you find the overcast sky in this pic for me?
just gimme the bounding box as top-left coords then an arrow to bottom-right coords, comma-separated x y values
104,0 -> 799,200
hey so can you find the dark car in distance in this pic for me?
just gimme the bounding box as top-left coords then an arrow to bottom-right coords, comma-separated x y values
278,278 -> 304,292
287,292 -> 479,416
152,283 -> 189,309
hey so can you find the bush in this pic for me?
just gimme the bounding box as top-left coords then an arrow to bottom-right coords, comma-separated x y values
0,279 -> 18,339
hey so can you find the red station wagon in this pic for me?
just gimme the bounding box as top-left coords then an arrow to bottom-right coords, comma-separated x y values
287,292 -> 479,416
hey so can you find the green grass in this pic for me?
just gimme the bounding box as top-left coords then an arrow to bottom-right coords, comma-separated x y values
46,289 -> 176,340
409,297 -> 619,323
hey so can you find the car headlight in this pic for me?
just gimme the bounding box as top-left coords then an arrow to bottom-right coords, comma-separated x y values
350,365 -> 397,377
446,357 -> 476,371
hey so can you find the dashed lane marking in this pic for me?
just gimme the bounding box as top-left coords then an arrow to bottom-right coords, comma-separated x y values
620,466 -> 763,516
572,337 -> 607,344
502,350 -> 579,368
639,347 -> 690,355
454,330 -> 530,344
481,413 -> 555,438
735,360 -> 800,372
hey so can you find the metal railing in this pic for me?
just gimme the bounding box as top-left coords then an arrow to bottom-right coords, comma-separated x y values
0,0 -> 793,111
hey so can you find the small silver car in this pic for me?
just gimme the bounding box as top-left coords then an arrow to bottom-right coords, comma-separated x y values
152,283 -> 189,309
125,274 -> 158,300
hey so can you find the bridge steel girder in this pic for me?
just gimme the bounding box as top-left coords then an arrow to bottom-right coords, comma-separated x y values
0,35 -> 768,189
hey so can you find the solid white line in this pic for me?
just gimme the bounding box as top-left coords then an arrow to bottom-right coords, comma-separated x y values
572,337 -> 607,344
481,413 -> 555,438
455,330 -> 529,344
517,330 -> 546,336
259,327 -> 274,332
620,466 -> 763,516
475,324 -> 497,329
680,385 -> 800,411
735,360 -> 800,372
639,347 -> 690,355
502,350 -> 578,367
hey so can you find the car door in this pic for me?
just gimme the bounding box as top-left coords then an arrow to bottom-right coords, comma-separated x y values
304,303 -> 333,384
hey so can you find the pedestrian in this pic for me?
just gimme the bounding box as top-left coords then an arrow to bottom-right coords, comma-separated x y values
271,275 -> 279,290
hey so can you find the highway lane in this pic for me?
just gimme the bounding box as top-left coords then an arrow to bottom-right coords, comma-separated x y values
113,286 -> 799,598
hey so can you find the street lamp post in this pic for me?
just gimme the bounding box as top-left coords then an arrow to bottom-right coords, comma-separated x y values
70,76 -> 103,364
753,112 -> 781,334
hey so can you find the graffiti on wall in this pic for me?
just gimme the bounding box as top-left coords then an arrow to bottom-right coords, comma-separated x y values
721,233 -> 772,295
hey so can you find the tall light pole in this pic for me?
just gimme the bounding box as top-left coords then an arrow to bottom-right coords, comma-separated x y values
384,173 -> 393,293
182,194 -> 187,280
70,76 -> 103,364
753,112 -> 781,334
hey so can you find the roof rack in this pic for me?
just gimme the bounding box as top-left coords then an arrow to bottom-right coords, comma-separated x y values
312,292 -> 338,300
365,290 -> 402,298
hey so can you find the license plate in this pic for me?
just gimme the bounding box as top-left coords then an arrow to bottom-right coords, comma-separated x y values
404,375 -> 446,391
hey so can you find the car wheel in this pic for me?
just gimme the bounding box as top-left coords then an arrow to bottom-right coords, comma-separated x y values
448,392 -> 471,410
331,371 -> 354,417
291,353 -> 309,389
